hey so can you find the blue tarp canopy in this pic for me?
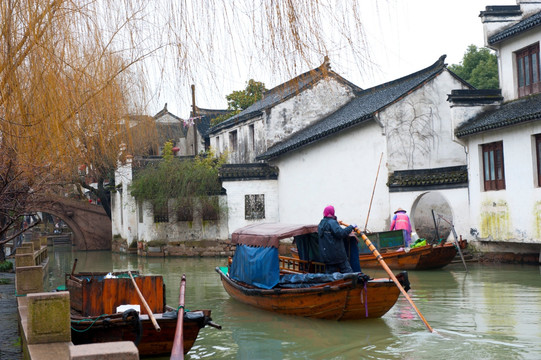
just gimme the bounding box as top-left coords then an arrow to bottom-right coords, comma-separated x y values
229,244 -> 279,289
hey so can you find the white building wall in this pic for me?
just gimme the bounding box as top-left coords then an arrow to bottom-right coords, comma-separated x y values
265,78 -> 356,147
136,196 -> 229,242
467,122 -> 541,243
383,71 -> 469,171
210,76 -> 356,164
222,179 -> 279,234
113,158 -> 229,244
271,121 -> 390,230
112,158 -> 138,244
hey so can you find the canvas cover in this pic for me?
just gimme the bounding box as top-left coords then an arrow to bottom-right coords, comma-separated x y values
231,223 -> 319,248
229,244 -> 279,289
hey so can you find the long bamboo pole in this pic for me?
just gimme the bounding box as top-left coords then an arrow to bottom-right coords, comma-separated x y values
364,152 -> 383,232
171,274 -> 187,360
128,271 -> 161,332
339,221 -> 435,333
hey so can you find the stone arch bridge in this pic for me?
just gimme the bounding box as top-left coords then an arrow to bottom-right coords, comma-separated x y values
29,196 -> 111,250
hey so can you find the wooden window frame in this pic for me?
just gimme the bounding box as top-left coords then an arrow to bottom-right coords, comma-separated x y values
536,134 -> 541,187
482,141 -> 505,191
516,43 -> 541,97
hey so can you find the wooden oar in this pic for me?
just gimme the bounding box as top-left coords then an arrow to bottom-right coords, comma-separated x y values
339,221 -> 435,333
171,274 -> 187,360
71,258 -> 78,276
128,271 -> 161,332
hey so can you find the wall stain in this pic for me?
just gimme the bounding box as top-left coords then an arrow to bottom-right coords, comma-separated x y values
480,200 -> 512,240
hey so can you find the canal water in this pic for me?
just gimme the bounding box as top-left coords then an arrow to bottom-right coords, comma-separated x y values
45,247 -> 541,360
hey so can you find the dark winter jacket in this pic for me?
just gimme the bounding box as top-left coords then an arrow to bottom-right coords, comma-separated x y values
318,217 -> 355,265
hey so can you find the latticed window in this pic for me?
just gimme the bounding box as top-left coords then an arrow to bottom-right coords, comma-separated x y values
202,197 -> 219,221
245,194 -> 265,220
153,204 -> 169,223
176,201 -> 193,222
516,43 -> 541,97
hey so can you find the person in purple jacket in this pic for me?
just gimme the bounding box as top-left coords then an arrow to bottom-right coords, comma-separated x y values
390,207 -> 412,247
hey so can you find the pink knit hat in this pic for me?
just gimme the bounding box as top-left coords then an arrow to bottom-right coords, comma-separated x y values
323,205 -> 335,217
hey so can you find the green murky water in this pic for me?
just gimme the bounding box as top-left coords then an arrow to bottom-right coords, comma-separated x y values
46,247 -> 541,360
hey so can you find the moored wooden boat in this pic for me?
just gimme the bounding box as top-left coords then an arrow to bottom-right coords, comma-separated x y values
218,223 -> 410,320
358,230 -> 468,270
291,230 -> 468,270
65,271 -> 220,357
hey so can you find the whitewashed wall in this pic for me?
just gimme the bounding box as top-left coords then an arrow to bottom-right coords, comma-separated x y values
112,158 -> 138,244
271,121 -> 390,230
269,70 -> 471,236
383,72 -> 469,171
221,179 -> 279,234
113,158 -> 229,244
467,122 -> 541,243
135,196 -> 229,242
210,77 -> 356,164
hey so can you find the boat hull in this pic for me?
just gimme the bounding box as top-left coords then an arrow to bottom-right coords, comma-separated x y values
216,268 -> 402,320
70,310 -> 208,357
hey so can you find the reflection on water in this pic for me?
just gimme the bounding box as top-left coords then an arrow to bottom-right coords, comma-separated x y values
47,247 -> 541,359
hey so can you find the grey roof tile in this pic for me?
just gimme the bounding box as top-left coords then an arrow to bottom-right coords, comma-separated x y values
455,93 -> 541,137
489,11 -> 541,45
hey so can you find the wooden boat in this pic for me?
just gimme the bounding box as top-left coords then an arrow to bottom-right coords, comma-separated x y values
65,271 -> 220,357
217,223 -> 410,320
291,230 -> 468,270
357,230 -> 468,270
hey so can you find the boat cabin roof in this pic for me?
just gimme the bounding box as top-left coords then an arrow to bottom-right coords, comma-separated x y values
231,223 -> 318,248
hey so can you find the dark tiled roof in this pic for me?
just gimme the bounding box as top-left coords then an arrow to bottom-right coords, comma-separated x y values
447,89 -> 503,104
489,11 -> 541,45
480,5 -> 521,18
191,107 -> 231,137
455,93 -> 541,138
208,59 -> 362,135
156,123 -> 186,143
388,166 -> 468,192
257,55 -> 450,161
219,163 -> 279,181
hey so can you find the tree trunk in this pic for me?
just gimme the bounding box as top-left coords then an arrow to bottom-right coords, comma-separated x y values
97,179 -> 112,219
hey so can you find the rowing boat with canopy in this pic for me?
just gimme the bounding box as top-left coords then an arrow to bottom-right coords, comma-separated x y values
64,271 -> 220,357
217,223 -> 410,320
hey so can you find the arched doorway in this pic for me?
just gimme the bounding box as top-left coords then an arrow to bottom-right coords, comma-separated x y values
411,192 -> 453,243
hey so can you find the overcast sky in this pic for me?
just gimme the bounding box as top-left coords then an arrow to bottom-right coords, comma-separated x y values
152,0 -> 512,118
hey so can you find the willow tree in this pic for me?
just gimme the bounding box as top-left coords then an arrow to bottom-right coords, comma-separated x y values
0,0 -> 369,250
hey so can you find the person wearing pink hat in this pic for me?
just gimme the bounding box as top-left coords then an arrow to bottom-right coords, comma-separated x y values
390,207 -> 412,247
318,205 -> 357,273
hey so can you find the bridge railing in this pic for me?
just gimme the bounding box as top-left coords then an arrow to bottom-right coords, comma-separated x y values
15,237 -> 48,269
